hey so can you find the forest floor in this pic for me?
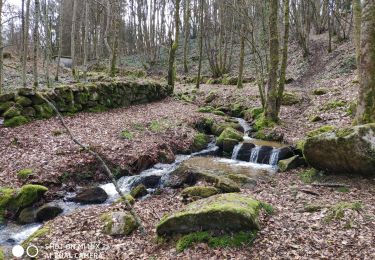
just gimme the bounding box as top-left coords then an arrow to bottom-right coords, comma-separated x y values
2,36 -> 375,259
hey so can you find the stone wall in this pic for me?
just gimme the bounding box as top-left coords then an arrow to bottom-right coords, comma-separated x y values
0,80 -> 173,127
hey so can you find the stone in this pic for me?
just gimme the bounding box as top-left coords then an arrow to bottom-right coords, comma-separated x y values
205,91 -> 217,103
282,92 -> 301,105
312,88 -> 328,95
18,207 -> 36,224
0,101 -> 15,112
36,204 -> 63,222
278,155 -> 306,172
4,116 -> 29,127
130,184 -> 148,198
3,106 -> 21,119
216,127 -> 243,147
303,123 -> 375,175
0,93 -> 15,102
15,96 -> 32,107
156,193 -> 261,236
236,142 -> 256,161
22,107 -> 36,117
226,174 -> 257,188
191,133 -> 210,152
181,186 -> 219,200
72,187 -> 108,204
34,104 -> 54,118
102,211 -> 139,236
211,122 -> 243,136
256,146 -> 274,164
222,138 -> 239,155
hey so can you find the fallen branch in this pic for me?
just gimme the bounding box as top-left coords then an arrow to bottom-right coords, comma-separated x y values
298,188 -> 320,196
38,93 -> 146,234
312,182 -> 349,188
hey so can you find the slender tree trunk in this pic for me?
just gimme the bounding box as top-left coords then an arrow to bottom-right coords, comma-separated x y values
167,0 -> 180,87
33,0 -> 40,89
43,0 -> 52,87
110,4 -> 119,78
0,0 -> 3,93
22,0 -> 31,87
353,0 -> 362,71
183,0 -> 190,73
196,0 -> 204,89
276,0 -> 290,114
55,0 -> 63,81
104,0 -> 112,69
71,0 -> 77,78
237,24 -> 245,89
355,0 -> 375,124
328,0 -> 332,53
83,0 -> 89,81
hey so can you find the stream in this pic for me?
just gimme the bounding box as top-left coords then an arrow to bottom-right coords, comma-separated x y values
0,118 -> 287,249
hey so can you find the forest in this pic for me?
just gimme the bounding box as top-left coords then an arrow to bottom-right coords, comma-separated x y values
0,0 -> 374,259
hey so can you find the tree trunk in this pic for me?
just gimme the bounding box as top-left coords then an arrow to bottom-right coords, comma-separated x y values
183,0 -> 190,73
43,0 -> 52,87
167,0 -> 180,87
276,0 -> 290,114
71,0 -> 77,78
355,0 -> 375,124
55,0 -> 63,81
0,0 -> 3,93
83,0 -> 89,81
33,0 -> 40,89
265,0 -> 280,122
195,0 -> 204,89
353,0 -> 362,70
237,24 -> 245,89
22,0 -> 31,87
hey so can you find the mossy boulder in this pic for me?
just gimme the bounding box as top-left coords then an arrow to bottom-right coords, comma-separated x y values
307,125 -> 335,137
211,122 -> 242,136
282,92 -> 301,105
34,104 -> 54,118
309,115 -> 323,122
197,172 -> 240,193
22,107 -> 36,117
18,207 -> 36,224
72,187 -> 108,204
303,124 -> 375,175
181,186 -> 219,200
222,138 -> 239,155
15,96 -> 32,107
216,127 -> 243,147
21,226 -> 50,249
278,155 -> 306,172
243,107 -> 263,121
205,91 -> 217,103
130,184 -> 148,198
312,88 -> 328,95
114,194 -> 135,206
191,133 -> 210,152
36,204 -> 63,222
17,169 -> 33,179
0,93 -> 15,102
3,106 -> 21,118
4,116 -> 29,127
12,185 -> 48,210
156,193 -> 261,236
101,211 -> 139,236
226,174 -> 257,188
0,101 -> 15,112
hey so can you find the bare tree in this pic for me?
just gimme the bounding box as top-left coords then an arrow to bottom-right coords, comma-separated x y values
22,0 -> 31,87
167,0 -> 180,87
33,0 -> 40,88
71,0 -> 77,78
55,0 -> 63,81
195,0 -> 204,89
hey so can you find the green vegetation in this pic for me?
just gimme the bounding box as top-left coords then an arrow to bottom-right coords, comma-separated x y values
4,116 -> 29,127
21,226 -> 51,248
312,88 -> 328,95
120,129 -> 134,140
282,92 -> 301,105
309,115 -> 323,122
253,114 -> 276,131
260,202 -> 275,215
346,101 -> 357,118
191,133 -> 210,152
299,169 -> 320,184
17,169 -> 33,179
307,125 -> 335,137
176,231 -> 257,252
130,184 -> 148,198
336,187 -> 350,193
149,119 -> 170,133
181,186 -> 219,199
216,127 -> 243,147
88,105 -> 107,113
13,184 -> 48,210
324,201 -> 363,223
335,127 -> 355,138
304,204 -> 324,212
321,100 -> 346,111
114,194 -> 136,206
0,247 -> 4,260
198,106 -> 215,113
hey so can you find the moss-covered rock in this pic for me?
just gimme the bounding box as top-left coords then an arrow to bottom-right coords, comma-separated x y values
211,122 -> 242,136
243,107 -> 263,121
15,96 -> 32,107
282,92 -> 301,105
101,211 -> 139,236
226,174 -> 257,188
216,127 -> 243,147
36,204 -> 63,222
191,133 -> 210,152
0,101 -> 15,112
0,93 -> 15,102
0,187 -> 15,224
156,193 -> 261,236
3,106 -> 21,118
22,106 -> 36,117
18,207 -> 36,224
222,138 -> 239,155
230,103 -> 245,117
4,116 -> 29,127
278,155 -> 306,172
309,115 -> 323,122
205,91 -> 217,103
307,125 -> 335,137
34,104 -> 54,118
13,184 -> 48,210
321,100 -> 346,111
181,186 -> 219,200
130,184 -> 148,198
17,169 -> 33,179
303,124 -> 375,175
114,194 -> 135,206
312,88 -> 328,95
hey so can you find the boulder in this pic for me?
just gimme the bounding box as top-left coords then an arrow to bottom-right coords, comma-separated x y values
36,204 -> 63,222
0,101 -> 15,112
13,185 -> 48,210
216,127 -> 243,147
190,133 -> 210,152
226,174 -> 257,188
277,146 -> 296,161
18,207 -> 36,224
236,142 -> 256,161
4,116 -> 29,127
303,124 -> 375,175
278,155 -> 306,172
101,211 -> 139,236
256,146 -> 273,164
3,106 -> 21,119
156,193 -> 261,236
222,138 -> 239,155
181,186 -> 219,200
0,93 -> 15,102
72,187 -> 108,204
15,96 -> 32,107
130,184 -> 148,198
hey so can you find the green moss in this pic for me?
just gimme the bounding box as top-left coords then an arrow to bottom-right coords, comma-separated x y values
324,201 -> 363,223
336,187 -> 350,193
198,106 -> 215,113
120,129 -> 134,140
321,100 -> 346,111
21,226 -> 50,248
4,116 -> 29,127
180,94 -> 193,103
176,231 -> 257,252
312,88 -> 328,95
114,194 -> 135,206
130,184 -> 148,198
3,106 -> 21,118
191,133 -> 210,152
15,96 -> 32,106
309,115 -> 323,122
87,105 -> 107,113
307,125 -> 335,137
346,101 -> 357,118
282,92 -> 301,105
0,187 -> 15,223
260,202 -> 275,215
226,174 -> 255,186
0,101 -> 15,112
34,104 -> 54,118
0,247 -> 4,260
149,119 -> 170,133
17,169 -> 33,179
253,114 -> 275,131
296,139 -> 306,152
230,103 -> 245,117
13,184 -> 48,210
216,127 -> 243,147
299,169 -> 319,184
249,107 -> 264,120
181,186 -> 219,198
212,110 -> 226,116
304,204 -> 323,212
205,91 -> 217,103
335,127 -> 355,138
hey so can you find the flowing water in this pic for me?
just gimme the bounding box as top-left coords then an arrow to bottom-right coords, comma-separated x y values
231,143 -> 243,160
269,148 -> 280,166
249,146 -> 261,163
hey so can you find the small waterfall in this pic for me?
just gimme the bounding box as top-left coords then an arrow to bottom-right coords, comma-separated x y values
269,148 -> 280,166
236,118 -> 252,141
249,146 -> 261,163
231,143 -> 243,160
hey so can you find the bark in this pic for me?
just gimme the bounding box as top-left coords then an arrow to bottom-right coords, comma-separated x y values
167,0 -> 180,87
237,24 -> 245,89
42,0 -> 52,87
0,0 -> 3,93
353,0 -> 362,69
22,0 -> 31,87
83,0 -> 89,81
183,0 -> 190,73
355,0 -> 375,124
71,0 -> 77,77
33,0 -> 40,88
55,0 -> 63,81
265,0 -> 280,122
195,0 -> 204,89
